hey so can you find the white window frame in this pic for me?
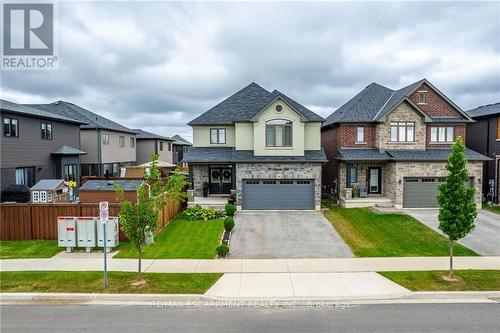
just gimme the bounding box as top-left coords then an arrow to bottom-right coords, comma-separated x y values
210,128 -> 226,144
40,191 -> 47,203
119,135 -> 125,148
356,127 -> 365,143
32,191 -> 40,203
430,126 -> 454,143
390,122 -> 415,142
102,133 -> 110,145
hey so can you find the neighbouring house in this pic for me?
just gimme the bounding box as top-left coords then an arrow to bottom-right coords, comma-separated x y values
1,99 -> 87,195
30,179 -> 70,203
125,160 -> 177,178
465,102 -> 500,203
29,101 -> 138,178
134,129 -> 174,165
183,82 -> 326,211
321,79 -> 489,208
79,179 -> 143,203
171,134 -> 192,166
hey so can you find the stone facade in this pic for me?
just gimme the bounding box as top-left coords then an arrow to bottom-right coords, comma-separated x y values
192,164 -> 209,196
338,162 -> 386,196
377,102 -> 426,150
235,162 -> 323,210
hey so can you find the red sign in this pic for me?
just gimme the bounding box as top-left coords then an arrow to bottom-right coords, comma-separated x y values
66,227 -> 74,231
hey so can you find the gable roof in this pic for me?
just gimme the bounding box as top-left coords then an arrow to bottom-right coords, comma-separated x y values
466,102 -> 500,118
27,101 -> 137,134
31,179 -> 66,191
323,79 -> 472,127
170,134 -> 192,146
188,82 -> 324,126
134,129 -> 172,141
0,99 -> 85,125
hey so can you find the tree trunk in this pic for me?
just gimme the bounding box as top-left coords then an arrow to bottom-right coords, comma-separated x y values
449,239 -> 454,278
137,250 -> 142,280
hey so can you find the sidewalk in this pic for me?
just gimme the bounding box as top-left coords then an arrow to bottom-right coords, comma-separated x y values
1,255 -> 499,273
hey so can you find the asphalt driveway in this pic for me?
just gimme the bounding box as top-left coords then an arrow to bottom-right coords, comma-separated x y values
405,209 -> 500,255
230,211 -> 354,259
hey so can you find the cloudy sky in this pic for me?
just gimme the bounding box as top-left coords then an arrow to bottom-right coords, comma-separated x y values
2,1 -> 499,141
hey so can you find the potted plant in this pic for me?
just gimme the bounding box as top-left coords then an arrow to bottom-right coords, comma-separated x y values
202,181 -> 209,197
227,193 -> 236,204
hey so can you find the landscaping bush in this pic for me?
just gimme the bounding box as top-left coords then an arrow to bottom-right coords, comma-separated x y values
183,205 -> 224,221
216,244 -> 230,258
223,216 -> 235,232
225,203 -> 236,216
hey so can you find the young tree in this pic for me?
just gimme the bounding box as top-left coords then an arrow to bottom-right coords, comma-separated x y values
437,136 -> 477,279
115,154 -> 188,280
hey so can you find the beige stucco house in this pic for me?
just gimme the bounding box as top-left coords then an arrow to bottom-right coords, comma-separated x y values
321,79 -> 489,208
183,82 -> 326,210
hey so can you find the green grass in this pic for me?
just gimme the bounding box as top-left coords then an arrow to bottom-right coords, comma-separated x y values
0,271 -> 221,294
323,207 -> 478,257
0,240 -> 62,259
380,270 -> 500,291
483,204 -> 500,215
114,214 -> 224,259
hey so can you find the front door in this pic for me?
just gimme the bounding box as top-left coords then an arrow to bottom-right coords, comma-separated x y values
368,167 -> 381,194
209,168 -> 232,194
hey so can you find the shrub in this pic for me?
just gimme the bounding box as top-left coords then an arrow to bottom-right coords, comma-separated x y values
223,216 -> 235,232
225,203 -> 236,216
183,205 -> 224,221
216,244 -> 230,258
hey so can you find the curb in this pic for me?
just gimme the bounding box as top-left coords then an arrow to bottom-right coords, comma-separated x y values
1,291 -> 499,306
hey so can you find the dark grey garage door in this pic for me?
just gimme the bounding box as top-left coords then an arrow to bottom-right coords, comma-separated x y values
242,179 -> 314,210
403,177 -> 473,208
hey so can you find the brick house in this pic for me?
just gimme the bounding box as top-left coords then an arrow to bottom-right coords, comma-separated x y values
465,102 -> 500,203
183,82 -> 326,210
321,79 -> 489,208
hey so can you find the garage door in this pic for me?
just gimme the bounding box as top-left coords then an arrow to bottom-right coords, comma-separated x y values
403,177 -> 473,208
242,179 -> 314,210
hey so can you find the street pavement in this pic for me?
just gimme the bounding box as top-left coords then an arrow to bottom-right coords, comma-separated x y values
1,304 -> 499,332
405,209 -> 500,255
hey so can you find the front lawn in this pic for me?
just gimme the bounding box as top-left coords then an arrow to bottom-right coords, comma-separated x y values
0,271 -> 221,294
0,240 -> 62,259
323,207 -> 478,257
483,204 -> 500,215
380,270 -> 500,291
114,214 -> 224,259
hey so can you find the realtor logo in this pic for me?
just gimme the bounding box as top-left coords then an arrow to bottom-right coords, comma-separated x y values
2,2 -> 58,70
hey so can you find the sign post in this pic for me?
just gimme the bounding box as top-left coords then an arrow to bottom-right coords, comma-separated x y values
99,201 -> 109,288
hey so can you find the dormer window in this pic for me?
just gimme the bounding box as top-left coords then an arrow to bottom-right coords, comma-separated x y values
266,119 -> 292,147
417,91 -> 427,104
356,127 -> 365,143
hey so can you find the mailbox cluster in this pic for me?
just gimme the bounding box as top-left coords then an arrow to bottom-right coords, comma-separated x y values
57,216 -> 119,253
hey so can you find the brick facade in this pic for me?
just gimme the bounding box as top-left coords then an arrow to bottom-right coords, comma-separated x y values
338,124 -> 376,148
409,83 -> 462,118
321,127 -> 338,189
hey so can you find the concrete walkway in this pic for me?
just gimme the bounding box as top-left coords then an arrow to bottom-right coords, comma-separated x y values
205,272 -> 411,299
406,209 -> 500,255
2,256 -> 499,273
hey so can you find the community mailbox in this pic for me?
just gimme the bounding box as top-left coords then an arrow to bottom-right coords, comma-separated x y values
57,217 -> 77,252
97,217 -> 119,251
76,217 -> 97,252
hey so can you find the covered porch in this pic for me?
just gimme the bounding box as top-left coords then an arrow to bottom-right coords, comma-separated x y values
188,163 -> 236,199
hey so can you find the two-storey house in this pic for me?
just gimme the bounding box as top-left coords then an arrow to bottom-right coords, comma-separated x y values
30,101 -> 138,178
465,102 -> 500,203
170,134 -> 192,166
183,82 -> 326,210
321,79 -> 489,208
1,99 -> 86,193
134,129 -> 174,165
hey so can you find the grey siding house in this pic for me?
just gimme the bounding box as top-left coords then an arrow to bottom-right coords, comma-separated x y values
465,102 -> 500,203
29,101 -> 138,178
134,129 -> 174,164
171,134 -> 192,166
183,82 -> 326,211
1,99 -> 86,193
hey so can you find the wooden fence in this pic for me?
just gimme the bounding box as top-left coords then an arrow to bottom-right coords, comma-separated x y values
0,198 -> 183,241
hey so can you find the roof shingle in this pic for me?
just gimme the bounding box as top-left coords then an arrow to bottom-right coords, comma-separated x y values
466,102 -> 500,118
1,99 -> 85,124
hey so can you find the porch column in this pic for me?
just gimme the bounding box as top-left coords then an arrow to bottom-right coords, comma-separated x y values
231,163 -> 236,190
188,164 -> 194,190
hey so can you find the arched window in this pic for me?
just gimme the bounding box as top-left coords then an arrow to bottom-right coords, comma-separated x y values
266,119 -> 292,147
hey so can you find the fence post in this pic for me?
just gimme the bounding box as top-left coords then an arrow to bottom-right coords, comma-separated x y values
28,202 -> 33,240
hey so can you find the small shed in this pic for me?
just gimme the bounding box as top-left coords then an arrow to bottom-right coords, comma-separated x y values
79,179 -> 144,203
30,179 -> 69,203
125,161 -> 177,178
